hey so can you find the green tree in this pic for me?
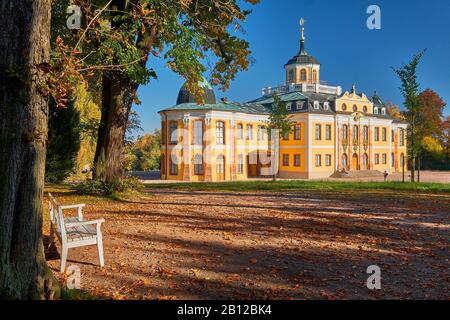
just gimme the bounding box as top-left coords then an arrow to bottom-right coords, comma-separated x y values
393,50 -> 425,182
46,100 -> 81,183
132,130 -> 162,171
51,0 -> 259,184
416,89 -> 447,171
265,95 -> 294,181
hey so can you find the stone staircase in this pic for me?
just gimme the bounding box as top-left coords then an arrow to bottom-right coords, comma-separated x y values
330,170 -> 384,179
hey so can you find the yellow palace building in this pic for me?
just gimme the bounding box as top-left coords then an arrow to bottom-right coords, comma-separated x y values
159,21 -> 408,181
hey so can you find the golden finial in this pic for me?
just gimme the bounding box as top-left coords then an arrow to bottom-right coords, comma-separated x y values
300,18 -> 305,40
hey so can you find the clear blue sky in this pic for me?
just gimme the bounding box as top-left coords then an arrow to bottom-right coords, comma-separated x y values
132,0 -> 450,134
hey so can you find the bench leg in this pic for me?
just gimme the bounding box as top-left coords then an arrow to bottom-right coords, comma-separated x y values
48,224 -> 55,249
97,235 -> 104,267
60,245 -> 68,273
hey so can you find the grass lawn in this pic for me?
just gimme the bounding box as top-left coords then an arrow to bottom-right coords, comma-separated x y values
144,180 -> 450,194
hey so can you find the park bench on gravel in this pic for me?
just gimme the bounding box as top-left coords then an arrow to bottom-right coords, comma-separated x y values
48,193 -> 105,272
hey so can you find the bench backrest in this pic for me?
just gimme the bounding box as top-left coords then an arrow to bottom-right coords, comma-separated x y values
48,193 -> 66,239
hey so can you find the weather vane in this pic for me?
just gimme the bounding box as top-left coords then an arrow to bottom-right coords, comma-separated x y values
300,18 -> 305,27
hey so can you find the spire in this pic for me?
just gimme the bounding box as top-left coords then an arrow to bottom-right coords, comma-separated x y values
299,18 -> 307,55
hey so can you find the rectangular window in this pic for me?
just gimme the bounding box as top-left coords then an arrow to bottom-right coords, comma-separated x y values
258,126 -> 265,141
382,153 -> 387,164
400,129 -> 405,146
294,124 -> 301,140
169,121 -> 178,144
216,156 -> 225,174
216,121 -> 225,144
294,154 -> 301,167
237,124 -> 243,140
326,124 -> 332,140
315,124 -> 322,140
391,130 -> 395,143
382,128 -> 387,141
315,154 -> 322,167
375,154 -> 380,165
325,154 -> 332,167
170,156 -> 178,175
363,126 -> 369,142
237,154 -> 244,174
193,121 -> 203,145
282,154 -> 289,167
246,124 -> 253,140
375,127 -> 380,141
194,154 -> 203,175
391,153 -> 395,167
283,130 -> 289,140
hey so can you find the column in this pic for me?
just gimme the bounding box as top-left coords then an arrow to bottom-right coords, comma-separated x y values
204,114 -> 213,181
182,114 -> 191,181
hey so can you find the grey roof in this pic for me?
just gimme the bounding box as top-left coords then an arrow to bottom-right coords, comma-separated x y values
176,79 -> 216,105
248,91 -> 336,115
370,93 -> 384,107
159,102 -> 270,115
285,53 -> 320,66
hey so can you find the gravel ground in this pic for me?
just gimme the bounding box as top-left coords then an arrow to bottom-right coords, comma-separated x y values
44,187 -> 450,300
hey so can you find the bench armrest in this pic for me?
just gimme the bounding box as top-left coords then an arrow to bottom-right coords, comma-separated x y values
60,204 -> 86,221
65,218 -> 105,228
60,204 -> 85,210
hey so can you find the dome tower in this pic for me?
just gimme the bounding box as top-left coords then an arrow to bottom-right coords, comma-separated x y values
176,78 -> 216,105
284,18 -> 321,85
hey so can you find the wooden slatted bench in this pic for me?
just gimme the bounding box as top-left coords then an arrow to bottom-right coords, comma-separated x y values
48,193 -> 105,272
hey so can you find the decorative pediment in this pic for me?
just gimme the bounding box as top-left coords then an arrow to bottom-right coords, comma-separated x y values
339,91 -> 372,104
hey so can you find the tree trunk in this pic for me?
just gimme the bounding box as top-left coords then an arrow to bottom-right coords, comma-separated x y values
0,0 -> 58,299
92,0 -> 155,184
411,157 -> 416,183
93,73 -> 136,183
417,155 -> 421,183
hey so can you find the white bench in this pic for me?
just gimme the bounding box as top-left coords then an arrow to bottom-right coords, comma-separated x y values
48,193 -> 105,272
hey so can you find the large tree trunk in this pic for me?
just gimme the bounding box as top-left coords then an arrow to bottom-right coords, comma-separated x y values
93,73 -> 136,183
0,0 -> 58,299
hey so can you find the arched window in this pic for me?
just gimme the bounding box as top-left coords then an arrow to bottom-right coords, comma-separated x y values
312,70 -> 317,82
324,102 -> 329,110
353,105 -> 358,112
343,125 -> 348,142
216,155 -> 225,174
353,125 -> 359,143
362,153 -> 369,169
342,154 -> 348,168
288,69 -> 295,82
342,103 -> 347,111
170,155 -> 178,175
194,154 -> 203,175
363,106 -> 368,113
300,69 -> 307,81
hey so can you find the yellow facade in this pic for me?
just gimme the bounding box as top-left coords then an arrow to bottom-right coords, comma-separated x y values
159,20 -> 408,181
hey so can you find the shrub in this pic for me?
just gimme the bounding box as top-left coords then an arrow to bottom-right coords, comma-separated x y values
74,176 -> 144,196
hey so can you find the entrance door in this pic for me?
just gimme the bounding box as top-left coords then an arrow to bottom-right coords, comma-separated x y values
216,155 -> 225,181
352,154 -> 359,171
